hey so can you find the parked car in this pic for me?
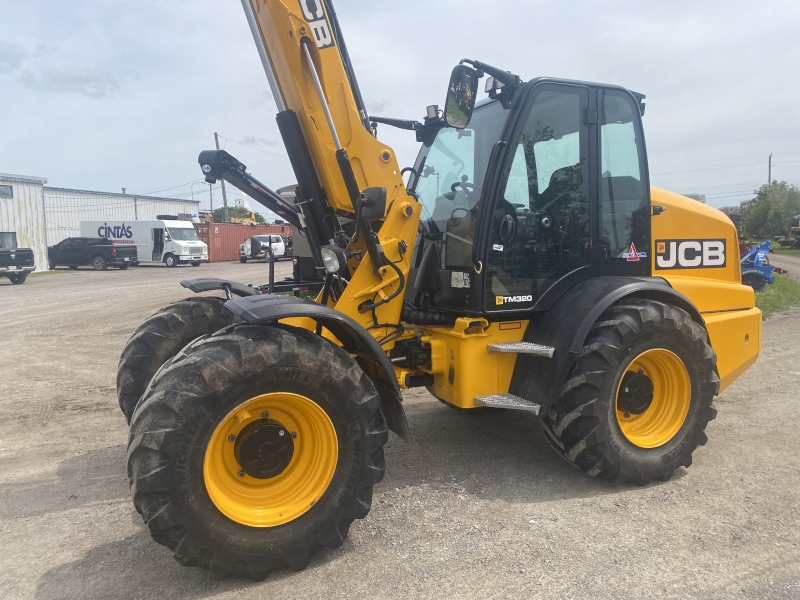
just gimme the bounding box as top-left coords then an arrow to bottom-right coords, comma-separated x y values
239,235 -> 286,263
48,237 -> 139,271
0,231 -> 34,284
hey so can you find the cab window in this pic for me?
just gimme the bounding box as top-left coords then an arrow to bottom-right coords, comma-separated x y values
599,90 -> 649,260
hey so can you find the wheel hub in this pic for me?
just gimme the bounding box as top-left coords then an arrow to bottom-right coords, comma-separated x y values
617,371 -> 654,415
234,419 -> 294,479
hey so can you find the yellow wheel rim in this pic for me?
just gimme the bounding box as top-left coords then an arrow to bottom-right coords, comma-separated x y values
615,349 -> 691,449
204,392 -> 338,527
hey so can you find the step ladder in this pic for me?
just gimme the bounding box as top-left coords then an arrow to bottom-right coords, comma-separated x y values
474,393 -> 541,414
487,342 -> 555,358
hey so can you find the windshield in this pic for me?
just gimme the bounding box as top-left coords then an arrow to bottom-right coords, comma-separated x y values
167,227 -> 200,242
412,100 -> 507,267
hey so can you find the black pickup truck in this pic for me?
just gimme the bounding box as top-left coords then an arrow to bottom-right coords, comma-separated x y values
48,237 -> 139,271
0,231 -> 35,284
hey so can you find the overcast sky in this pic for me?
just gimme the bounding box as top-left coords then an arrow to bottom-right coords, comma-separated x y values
2,0 -> 799,216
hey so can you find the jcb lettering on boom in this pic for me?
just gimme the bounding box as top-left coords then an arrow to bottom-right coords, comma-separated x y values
298,0 -> 335,49
655,239 -> 726,270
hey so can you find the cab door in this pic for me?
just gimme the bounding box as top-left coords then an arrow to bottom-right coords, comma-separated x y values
482,83 -> 591,313
596,88 -> 651,270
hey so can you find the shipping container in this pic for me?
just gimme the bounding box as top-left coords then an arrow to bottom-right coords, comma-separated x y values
194,222 -> 292,262
44,187 -> 200,245
0,173 -> 49,272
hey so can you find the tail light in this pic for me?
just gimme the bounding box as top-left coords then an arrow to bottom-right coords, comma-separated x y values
112,247 -> 117,257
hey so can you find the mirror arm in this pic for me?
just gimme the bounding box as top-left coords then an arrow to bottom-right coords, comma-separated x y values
459,59 -> 522,89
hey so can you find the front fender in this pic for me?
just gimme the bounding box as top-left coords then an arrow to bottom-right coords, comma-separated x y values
223,294 -> 411,443
180,277 -> 259,297
510,276 -> 703,418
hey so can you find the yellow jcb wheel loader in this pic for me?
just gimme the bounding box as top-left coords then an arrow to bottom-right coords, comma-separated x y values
117,0 -> 762,580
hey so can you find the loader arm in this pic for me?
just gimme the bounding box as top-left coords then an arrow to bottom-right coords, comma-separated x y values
241,0 -> 420,338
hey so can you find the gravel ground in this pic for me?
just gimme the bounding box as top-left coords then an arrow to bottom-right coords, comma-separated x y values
1,260 -> 798,600
769,253 -> 800,281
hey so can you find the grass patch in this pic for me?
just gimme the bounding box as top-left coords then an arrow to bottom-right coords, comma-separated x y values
755,274 -> 800,318
28,269 -> 79,278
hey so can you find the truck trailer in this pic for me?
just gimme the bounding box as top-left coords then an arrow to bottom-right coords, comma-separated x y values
80,219 -> 208,267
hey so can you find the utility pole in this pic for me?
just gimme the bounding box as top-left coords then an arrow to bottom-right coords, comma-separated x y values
768,153 -> 772,190
214,132 -> 230,222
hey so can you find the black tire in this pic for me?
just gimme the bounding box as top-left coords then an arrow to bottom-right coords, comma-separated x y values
9,272 -> 28,284
164,253 -> 177,268
127,324 -> 387,580
742,271 -> 768,292
69,266 -> 79,270
49,261 -> 57,270
92,255 -> 107,271
239,256 -> 247,263
540,299 -> 718,485
118,264 -> 130,270
190,261 -> 201,267
117,296 -> 233,424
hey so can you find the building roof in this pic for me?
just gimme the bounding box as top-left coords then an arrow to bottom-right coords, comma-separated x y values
0,173 -> 48,185
43,186 -> 199,204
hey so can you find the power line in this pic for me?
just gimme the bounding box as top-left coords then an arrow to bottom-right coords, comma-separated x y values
216,134 -> 290,160
129,178 -> 206,196
652,161 -> 765,176
650,153 -> 766,168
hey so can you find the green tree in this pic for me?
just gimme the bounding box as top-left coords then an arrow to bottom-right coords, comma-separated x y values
742,181 -> 800,239
211,206 -> 266,224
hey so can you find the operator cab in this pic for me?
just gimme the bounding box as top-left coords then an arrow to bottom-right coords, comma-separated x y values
407,66 -> 651,319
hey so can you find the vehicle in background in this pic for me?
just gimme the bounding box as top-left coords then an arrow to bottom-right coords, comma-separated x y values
80,218 -> 208,267
741,240 -> 775,291
0,231 -> 34,284
283,236 -> 293,260
238,235 -> 286,263
48,237 -> 139,271
774,214 -> 800,249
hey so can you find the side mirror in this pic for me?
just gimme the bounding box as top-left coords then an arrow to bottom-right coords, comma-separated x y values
358,187 -> 387,221
444,65 -> 479,129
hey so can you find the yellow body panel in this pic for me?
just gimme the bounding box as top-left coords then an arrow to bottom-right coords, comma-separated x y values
650,187 -> 761,391
420,319 -> 529,409
703,308 -> 761,393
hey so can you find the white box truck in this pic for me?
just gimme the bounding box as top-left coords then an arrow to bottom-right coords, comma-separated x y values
80,218 -> 208,267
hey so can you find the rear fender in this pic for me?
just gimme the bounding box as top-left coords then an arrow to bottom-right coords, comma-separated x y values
510,276 -> 703,418
222,294 -> 411,442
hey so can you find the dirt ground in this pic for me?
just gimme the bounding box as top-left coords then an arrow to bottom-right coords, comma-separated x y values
1,260 -> 798,600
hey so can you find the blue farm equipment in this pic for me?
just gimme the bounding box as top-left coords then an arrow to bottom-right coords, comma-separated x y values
741,240 -> 775,291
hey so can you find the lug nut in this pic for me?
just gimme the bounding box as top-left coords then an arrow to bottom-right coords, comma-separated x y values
279,430 -> 285,437
291,432 -> 297,439
237,470 -> 245,478
228,434 -> 236,442
262,410 -> 270,419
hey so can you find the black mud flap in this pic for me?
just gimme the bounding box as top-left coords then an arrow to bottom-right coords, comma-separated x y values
222,293 -> 411,443
181,277 -> 259,297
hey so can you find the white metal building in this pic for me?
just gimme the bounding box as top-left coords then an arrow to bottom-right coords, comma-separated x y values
0,173 -> 49,272
44,188 -> 200,245
0,172 -> 201,272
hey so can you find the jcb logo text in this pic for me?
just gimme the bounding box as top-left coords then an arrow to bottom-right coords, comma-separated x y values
655,239 -> 726,270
